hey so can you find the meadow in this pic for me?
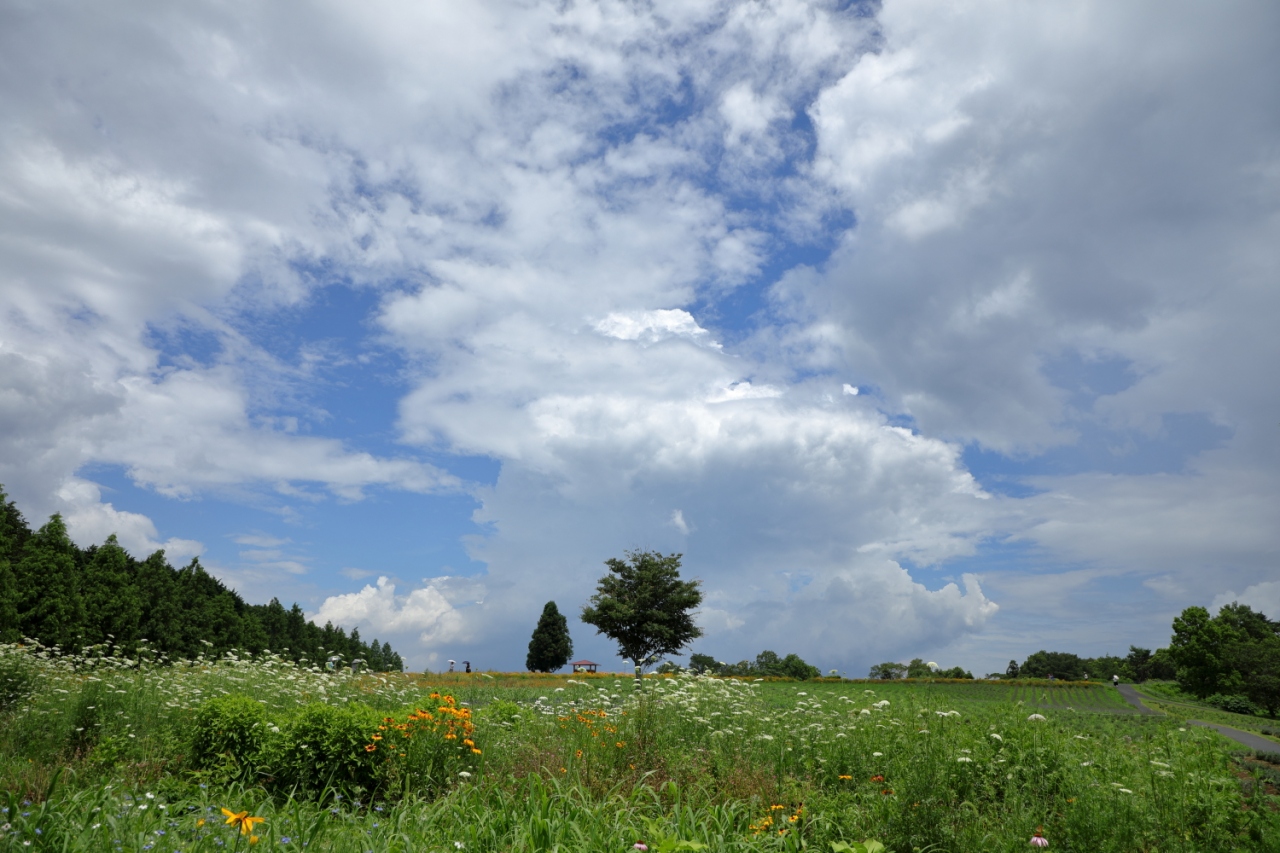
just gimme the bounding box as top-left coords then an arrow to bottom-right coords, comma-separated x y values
2,643 -> 1278,853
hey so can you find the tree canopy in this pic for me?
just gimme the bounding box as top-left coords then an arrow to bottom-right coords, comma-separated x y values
0,486 -> 404,671
580,550 -> 702,679
1169,602 -> 1280,716
526,601 -> 573,672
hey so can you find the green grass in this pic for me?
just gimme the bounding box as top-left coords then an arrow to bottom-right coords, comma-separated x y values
2,644 -> 1279,852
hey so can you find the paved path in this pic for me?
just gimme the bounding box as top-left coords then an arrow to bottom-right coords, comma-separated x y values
1187,721 -> 1280,753
1113,683 -> 1280,751
1115,683 -> 1162,715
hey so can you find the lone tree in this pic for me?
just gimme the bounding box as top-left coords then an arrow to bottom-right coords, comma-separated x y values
526,601 -> 573,672
581,550 -> 703,684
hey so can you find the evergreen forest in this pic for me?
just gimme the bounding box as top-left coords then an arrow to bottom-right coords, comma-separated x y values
0,487 -> 403,671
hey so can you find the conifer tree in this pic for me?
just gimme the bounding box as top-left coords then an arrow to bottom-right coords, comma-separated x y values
15,514 -> 84,648
526,600 -> 573,672
82,535 -> 142,647
0,489 -> 21,642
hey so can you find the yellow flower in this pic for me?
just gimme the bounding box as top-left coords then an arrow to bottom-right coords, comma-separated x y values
221,808 -> 265,836
249,836 -> 260,845
197,819 -> 206,828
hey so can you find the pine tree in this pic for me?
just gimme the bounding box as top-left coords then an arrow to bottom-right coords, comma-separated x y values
526,600 -> 573,672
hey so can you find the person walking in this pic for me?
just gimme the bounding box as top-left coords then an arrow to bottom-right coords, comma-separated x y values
1112,674 -> 1119,687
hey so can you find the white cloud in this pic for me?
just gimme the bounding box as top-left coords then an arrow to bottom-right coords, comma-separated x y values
594,310 -> 720,348
670,509 -> 690,535
1212,582 -> 1280,621
57,478 -> 203,562
2,0 -> 1277,677
311,576 -> 467,656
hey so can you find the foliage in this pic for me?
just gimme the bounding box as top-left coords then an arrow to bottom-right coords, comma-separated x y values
712,650 -> 820,680
1020,650 -> 1086,681
0,485 -> 405,670
688,653 -> 719,674
1206,694 -> 1262,716
1170,602 -> 1280,715
867,662 -> 906,680
0,644 -> 36,712
581,550 -> 703,677
527,601 -> 573,672
190,695 -> 272,782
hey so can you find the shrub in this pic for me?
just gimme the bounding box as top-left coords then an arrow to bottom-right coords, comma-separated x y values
0,645 -> 37,713
189,695 -> 271,782
261,701 -> 385,797
1206,693 -> 1260,716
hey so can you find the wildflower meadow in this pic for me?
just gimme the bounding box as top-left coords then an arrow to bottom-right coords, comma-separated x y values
2,642 -> 1278,852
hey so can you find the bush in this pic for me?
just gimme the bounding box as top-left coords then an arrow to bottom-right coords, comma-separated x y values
0,645 -> 37,713
1206,693 -> 1260,716
261,701 -> 385,797
189,695 -> 271,782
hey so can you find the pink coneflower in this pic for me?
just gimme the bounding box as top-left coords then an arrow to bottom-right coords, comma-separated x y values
1029,828 -> 1049,847
634,844 -> 648,851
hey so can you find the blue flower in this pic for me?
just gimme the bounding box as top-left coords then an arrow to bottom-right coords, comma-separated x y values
280,837 -> 292,844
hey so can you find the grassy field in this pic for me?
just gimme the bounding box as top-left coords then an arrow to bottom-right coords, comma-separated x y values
2,644 -> 1279,852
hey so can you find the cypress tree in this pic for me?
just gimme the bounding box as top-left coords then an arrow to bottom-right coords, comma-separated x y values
15,514 -> 85,649
257,598 -> 289,652
82,535 -> 142,647
526,600 -> 573,672
0,488 -> 23,642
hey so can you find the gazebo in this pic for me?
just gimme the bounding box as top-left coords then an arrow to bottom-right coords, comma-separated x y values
570,660 -> 599,673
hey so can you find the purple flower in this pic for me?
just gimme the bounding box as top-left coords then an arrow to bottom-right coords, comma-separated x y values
1030,833 -> 1049,848
634,844 -> 649,851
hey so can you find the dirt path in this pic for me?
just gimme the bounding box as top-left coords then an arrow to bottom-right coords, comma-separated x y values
1114,683 -> 1279,751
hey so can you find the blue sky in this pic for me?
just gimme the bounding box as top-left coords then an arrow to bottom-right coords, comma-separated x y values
2,0 -> 1278,674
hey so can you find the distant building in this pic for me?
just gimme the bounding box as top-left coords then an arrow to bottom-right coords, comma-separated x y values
571,660 -> 598,673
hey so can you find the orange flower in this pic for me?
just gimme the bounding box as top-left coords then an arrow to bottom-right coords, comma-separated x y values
221,809 -> 265,836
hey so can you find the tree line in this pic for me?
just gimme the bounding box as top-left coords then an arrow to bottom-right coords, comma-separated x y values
522,546 -> 1280,715
0,488 -> 403,671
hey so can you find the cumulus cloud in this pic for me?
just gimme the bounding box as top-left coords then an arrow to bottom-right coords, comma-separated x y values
1212,582 -> 1280,621
57,479 -> 203,562
2,0 -> 1277,677
311,576 -> 468,656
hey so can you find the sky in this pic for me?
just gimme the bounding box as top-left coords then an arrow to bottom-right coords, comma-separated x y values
1,0 -> 1277,676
